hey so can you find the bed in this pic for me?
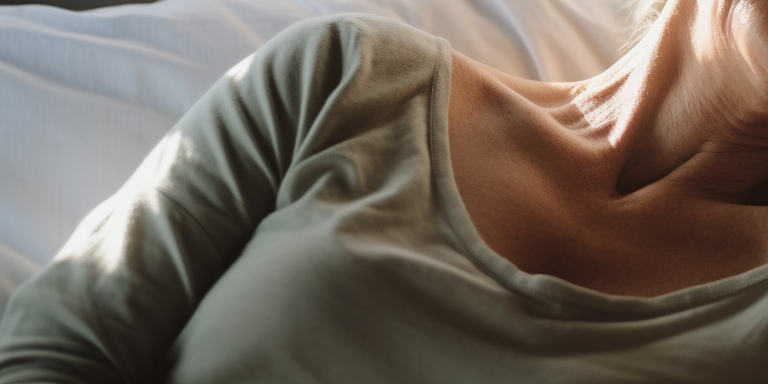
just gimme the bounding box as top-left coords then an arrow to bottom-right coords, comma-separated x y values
0,0 -> 631,317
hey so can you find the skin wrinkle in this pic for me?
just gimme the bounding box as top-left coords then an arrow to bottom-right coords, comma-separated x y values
448,0 -> 768,296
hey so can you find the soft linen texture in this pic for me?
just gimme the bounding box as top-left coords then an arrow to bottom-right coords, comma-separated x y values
2,14 -> 768,384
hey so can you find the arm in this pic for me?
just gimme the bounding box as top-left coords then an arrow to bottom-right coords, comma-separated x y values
0,16 -> 346,383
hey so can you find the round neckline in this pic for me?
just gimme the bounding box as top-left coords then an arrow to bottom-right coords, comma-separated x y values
427,38 -> 768,318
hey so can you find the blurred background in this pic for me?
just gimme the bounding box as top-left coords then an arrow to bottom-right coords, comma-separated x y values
0,0 -> 155,10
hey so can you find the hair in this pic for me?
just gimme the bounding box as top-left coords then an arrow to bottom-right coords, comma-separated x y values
622,0 -> 669,53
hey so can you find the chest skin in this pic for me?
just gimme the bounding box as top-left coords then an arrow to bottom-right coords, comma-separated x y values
446,51 -> 768,297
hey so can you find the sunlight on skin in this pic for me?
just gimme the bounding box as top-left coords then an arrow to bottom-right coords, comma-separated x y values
606,71 -> 647,148
690,0 -> 768,126
730,0 -> 768,124
690,0 -> 768,127
569,6 -> 672,150
569,61 -> 649,150
731,0 -> 768,74
691,1 -> 715,63
564,0 -> 768,196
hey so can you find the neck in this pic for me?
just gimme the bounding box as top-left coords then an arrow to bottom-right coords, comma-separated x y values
572,0 -> 768,202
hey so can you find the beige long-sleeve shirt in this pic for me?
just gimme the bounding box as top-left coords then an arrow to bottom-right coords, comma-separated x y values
2,14 -> 768,383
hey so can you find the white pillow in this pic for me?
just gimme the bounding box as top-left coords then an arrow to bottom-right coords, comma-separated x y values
0,0 -> 631,305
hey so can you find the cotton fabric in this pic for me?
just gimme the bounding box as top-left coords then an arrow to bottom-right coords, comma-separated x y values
0,0 -> 632,314
1,15 -> 768,383
0,0 -> 630,269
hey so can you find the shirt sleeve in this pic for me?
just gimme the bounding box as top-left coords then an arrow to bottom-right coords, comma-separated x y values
0,15 -> 360,384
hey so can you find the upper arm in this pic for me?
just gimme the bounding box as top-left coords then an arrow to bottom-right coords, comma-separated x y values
0,15 -> 360,383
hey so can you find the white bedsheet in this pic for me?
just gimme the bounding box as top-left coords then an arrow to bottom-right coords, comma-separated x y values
0,0 -> 631,316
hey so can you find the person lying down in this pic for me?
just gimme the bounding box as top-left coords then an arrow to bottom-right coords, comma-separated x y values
2,0 -> 768,382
